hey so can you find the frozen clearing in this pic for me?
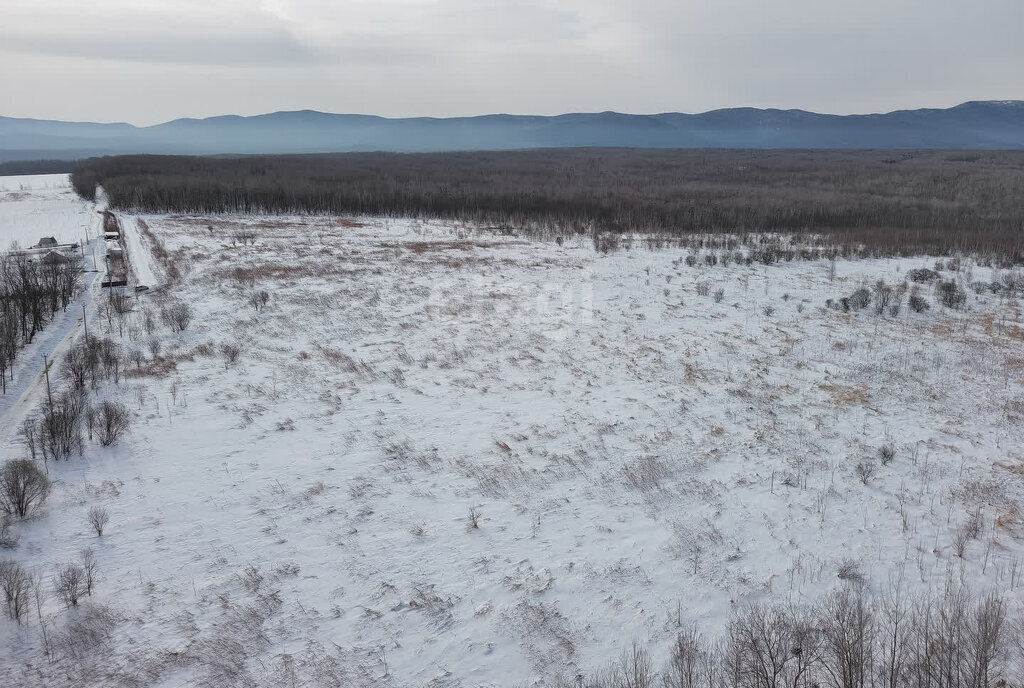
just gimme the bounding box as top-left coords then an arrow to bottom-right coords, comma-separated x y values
2,210 -> 1024,686
0,174 -> 97,248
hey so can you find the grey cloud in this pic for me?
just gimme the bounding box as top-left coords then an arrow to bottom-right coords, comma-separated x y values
1,0 -> 1022,123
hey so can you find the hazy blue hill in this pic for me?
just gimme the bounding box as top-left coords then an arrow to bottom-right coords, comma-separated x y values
2,102 -> 1023,161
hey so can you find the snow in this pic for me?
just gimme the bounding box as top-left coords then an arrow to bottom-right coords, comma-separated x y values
2,207 -> 1024,686
119,216 -> 161,289
0,174 -> 97,249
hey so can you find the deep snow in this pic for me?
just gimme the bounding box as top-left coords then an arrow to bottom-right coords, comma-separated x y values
0,174 -> 97,249
1,207 -> 1023,686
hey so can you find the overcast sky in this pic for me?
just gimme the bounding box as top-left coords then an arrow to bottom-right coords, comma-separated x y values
2,0 -> 1022,125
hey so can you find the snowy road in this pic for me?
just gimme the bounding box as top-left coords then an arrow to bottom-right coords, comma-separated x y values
0,242 -> 104,443
120,215 -> 161,289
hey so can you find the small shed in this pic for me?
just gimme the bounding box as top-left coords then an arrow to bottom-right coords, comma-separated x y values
35,237 -> 58,248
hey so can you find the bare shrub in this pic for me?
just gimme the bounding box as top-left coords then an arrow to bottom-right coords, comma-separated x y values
879,443 -> 895,465
908,268 -> 939,283
837,558 -> 865,583
0,459 -> 50,518
889,283 -> 908,316
96,400 -> 132,446
908,288 -> 930,313
38,391 -> 84,461
52,603 -> 118,664
594,232 -> 620,253
220,343 -> 242,367
872,280 -> 894,315
467,507 -> 481,530
248,290 -> 270,312
937,280 -> 966,309
160,301 -> 194,332
963,509 -> 983,540
88,506 -> 109,536
0,559 -> 31,622
848,287 -> 871,310
855,460 -> 877,485
622,455 -> 671,492
127,348 -> 144,368
54,563 -> 85,608
695,281 -> 711,297
231,230 -> 257,246
953,525 -> 971,558
20,416 -> 38,461
81,548 -> 97,596
713,288 -> 725,303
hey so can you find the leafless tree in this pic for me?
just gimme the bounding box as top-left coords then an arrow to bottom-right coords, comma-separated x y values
966,591 -> 1006,688
0,559 -> 31,622
96,400 -> 132,446
819,588 -> 874,688
0,459 -> 50,518
88,506 -> 109,536
0,515 -> 16,549
20,416 -> 38,461
160,301 -> 193,333
53,562 -> 85,608
80,547 -> 97,596
249,289 -> 270,312
38,391 -> 84,461
616,643 -> 656,688
220,343 -> 242,367
663,627 -> 714,688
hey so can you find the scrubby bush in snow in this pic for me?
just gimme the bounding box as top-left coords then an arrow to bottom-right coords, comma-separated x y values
160,302 -> 193,333
0,459 -> 50,518
96,400 -> 131,447
0,559 -> 31,622
88,506 -> 109,536
937,279 -> 966,309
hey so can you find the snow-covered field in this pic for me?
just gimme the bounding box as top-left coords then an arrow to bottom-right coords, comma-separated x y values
2,207 -> 1024,686
0,174 -> 97,249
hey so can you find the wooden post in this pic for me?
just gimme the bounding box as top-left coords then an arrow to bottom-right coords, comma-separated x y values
42,354 -> 53,408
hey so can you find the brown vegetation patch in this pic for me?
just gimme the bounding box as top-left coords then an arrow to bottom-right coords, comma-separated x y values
380,240 -> 507,254
125,358 -> 179,379
818,382 -> 871,407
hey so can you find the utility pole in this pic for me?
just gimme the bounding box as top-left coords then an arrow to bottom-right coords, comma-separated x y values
83,303 -> 88,340
42,354 -> 53,408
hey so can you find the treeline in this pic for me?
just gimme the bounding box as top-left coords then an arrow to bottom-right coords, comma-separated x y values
568,584 -> 1016,688
0,159 -> 78,176
0,254 -> 82,392
72,149 -> 1024,260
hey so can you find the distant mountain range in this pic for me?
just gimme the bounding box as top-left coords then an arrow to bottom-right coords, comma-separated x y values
2,101 -> 1024,162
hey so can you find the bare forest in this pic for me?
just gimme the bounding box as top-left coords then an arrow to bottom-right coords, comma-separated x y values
71,149 -> 1024,261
